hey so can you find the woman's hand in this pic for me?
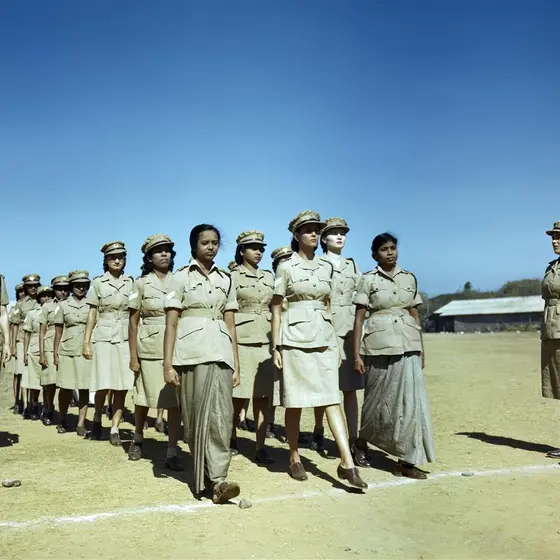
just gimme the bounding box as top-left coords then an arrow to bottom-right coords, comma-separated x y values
39,354 -> 47,369
82,342 -> 93,360
24,354 -> 28,366
130,356 -> 141,376
421,351 -> 426,369
273,348 -> 282,370
53,352 -> 59,369
354,357 -> 366,375
164,367 -> 180,386
232,368 -> 240,388
2,343 -> 10,364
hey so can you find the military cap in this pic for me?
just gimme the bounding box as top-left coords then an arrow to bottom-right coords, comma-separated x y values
236,230 -> 266,246
68,270 -> 90,283
51,275 -> 70,286
546,221 -> 560,236
271,246 -> 293,263
141,234 -> 174,254
22,273 -> 41,285
37,285 -> 53,296
321,217 -> 350,235
101,241 -> 127,256
15,283 -> 24,291
288,210 -> 326,234
227,260 -> 238,271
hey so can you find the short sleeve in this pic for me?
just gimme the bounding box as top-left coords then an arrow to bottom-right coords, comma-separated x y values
36,307 -> 48,325
54,303 -> 64,325
86,279 -> 100,307
273,262 -> 289,297
164,271 -> 185,310
11,303 -> 23,325
22,313 -> 33,333
223,274 -> 239,312
128,277 -> 144,310
411,276 -> 423,307
353,275 -> 371,307
0,276 -> 8,306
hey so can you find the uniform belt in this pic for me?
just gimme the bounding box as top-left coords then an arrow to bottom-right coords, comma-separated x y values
288,301 -> 326,310
238,303 -> 269,314
330,299 -> 353,307
98,311 -> 129,323
181,308 -> 223,320
370,308 -> 407,317
141,315 -> 166,325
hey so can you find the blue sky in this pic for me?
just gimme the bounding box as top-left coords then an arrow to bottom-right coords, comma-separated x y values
1,0 -> 558,297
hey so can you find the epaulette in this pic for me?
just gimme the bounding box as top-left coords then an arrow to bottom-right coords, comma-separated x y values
262,269 -> 273,275
93,275 -> 102,280
219,268 -> 231,276
177,264 -> 190,272
321,259 -> 334,278
346,257 -> 357,274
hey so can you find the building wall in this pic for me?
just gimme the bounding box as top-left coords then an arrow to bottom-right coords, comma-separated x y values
434,312 -> 542,333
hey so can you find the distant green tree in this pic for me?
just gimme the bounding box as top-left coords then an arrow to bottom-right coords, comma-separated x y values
497,279 -> 541,297
463,281 -> 472,292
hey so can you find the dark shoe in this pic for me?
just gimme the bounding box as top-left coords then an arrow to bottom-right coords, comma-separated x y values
237,420 -> 248,431
351,440 -> 372,468
128,441 -> 143,461
265,424 -> 276,439
42,412 -> 53,426
246,418 -> 255,432
337,465 -> 368,489
289,462 -> 308,481
164,455 -> 185,471
57,423 -> 68,434
546,448 -> 560,458
394,462 -> 428,480
89,420 -> 102,440
212,481 -> 240,504
230,438 -> 239,456
16,400 -> 24,415
76,425 -> 87,437
254,448 -> 275,464
23,406 -> 31,420
30,406 -> 40,421
109,432 -> 122,447
310,428 -> 326,455
154,418 -> 166,434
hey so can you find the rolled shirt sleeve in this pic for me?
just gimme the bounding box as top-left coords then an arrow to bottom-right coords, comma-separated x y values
353,275 -> 371,307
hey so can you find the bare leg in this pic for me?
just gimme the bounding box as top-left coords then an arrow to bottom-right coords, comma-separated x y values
313,406 -> 325,431
58,388 -> 72,424
134,404 -> 149,438
324,404 -> 354,469
285,408 -> 302,465
342,390 -> 358,441
77,390 -> 89,428
156,408 -> 164,422
44,384 -> 56,415
253,396 -> 270,451
231,397 -> 245,442
167,407 -> 180,448
94,389 -> 109,421
111,390 -> 126,429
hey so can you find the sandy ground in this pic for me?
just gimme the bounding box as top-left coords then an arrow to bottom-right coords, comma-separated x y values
1,333 -> 560,559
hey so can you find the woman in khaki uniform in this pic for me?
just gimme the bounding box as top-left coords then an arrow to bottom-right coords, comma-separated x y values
38,275 -> 70,425
128,234 -> 183,470
541,222 -> 560,458
313,217 -> 362,456
54,270 -> 92,435
13,274 -> 41,418
23,285 -> 54,420
0,275 -> 9,365
271,210 -> 366,489
353,233 -> 435,479
164,224 -> 241,504
9,283 -> 26,414
83,241 -> 134,446
230,230 -> 275,463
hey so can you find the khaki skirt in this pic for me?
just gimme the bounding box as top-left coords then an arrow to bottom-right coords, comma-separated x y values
133,358 -> 179,409
338,334 -> 364,392
542,339 -> 560,399
15,341 -> 25,376
57,354 -> 91,390
23,354 -> 42,390
40,351 -> 57,386
233,343 -> 274,400
279,344 -> 340,408
90,340 -> 134,391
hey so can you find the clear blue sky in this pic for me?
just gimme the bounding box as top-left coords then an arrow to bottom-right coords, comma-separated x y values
1,0 -> 558,297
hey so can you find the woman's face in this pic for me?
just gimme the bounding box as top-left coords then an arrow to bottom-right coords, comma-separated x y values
323,227 -> 347,252
25,284 -> 39,298
242,244 -> 264,267
106,252 -> 126,275
552,233 -> 560,255
16,289 -> 26,301
296,223 -> 320,250
53,286 -> 69,301
196,230 -> 220,262
72,282 -> 89,299
39,294 -> 52,305
149,244 -> 173,272
374,240 -> 398,268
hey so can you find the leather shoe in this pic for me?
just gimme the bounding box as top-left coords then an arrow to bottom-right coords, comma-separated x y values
289,462 -> 308,481
546,448 -> 560,458
337,465 -> 368,489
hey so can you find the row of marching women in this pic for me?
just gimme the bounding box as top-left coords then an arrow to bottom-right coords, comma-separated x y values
0,210 -> 436,504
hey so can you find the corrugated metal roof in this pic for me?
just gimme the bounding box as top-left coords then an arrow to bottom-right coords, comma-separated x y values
434,296 -> 544,317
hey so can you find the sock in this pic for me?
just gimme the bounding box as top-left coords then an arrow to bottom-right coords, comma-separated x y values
110,426 -> 119,435
166,446 -> 178,459
133,433 -> 144,443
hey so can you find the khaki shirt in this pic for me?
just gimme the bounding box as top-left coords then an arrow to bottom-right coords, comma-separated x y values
165,261 -> 238,369
0,275 -> 8,306
354,265 -> 422,356
37,300 -> 57,352
11,296 -> 41,342
542,258 -> 560,340
320,254 -> 360,337
231,265 -> 274,345
86,272 -> 133,344
22,308 -> 41,355
129,272 -> 172,360
273,253 -> 336,349
54,296 -> 90,356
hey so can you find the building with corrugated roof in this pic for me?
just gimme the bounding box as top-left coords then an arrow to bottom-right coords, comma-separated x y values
432,296 -> 543,333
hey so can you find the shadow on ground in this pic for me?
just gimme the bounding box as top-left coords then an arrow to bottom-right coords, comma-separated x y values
456,431 -> 556,453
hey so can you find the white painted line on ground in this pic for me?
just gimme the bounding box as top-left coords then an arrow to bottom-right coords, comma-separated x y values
0,463 -> 558,530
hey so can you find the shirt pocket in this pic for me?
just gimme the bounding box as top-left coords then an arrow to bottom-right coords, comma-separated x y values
138,325 -> 163,356
92,324 -> 113,343
285,308 -> 315,344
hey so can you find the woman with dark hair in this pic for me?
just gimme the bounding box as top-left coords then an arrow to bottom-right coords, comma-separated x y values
38,275 -> 70,426
353,233 -> 435,479
54,270 -> 92,435
83,241 -> 134,446
230,230 -> 275,463
23,285 -> 53,420
271,210 -> 367,489
127,234 -> 183,469
9,282 -> 26,413
164,224 -> 241,504
312,217 -> 362,457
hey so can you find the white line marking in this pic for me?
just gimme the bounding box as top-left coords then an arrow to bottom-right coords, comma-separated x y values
0,463 -> 558,530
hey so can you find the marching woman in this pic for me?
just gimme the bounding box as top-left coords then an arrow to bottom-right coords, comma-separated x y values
38,275 -> 70,425
541,222 -> 560,458
352,233 -> 435,479
23,285 -> 54,420
164,224 -> 241,504
53,270 -> 92,435
83,241 -> 134,446
230,230 -> 275,463
9,283 -> 26,413
271,210 -> 367,489
128,234 -> 183,470
313,218 -> 362,456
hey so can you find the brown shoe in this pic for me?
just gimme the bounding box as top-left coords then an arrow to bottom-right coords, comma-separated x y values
351,440 -> 372,468
128,441 -> 143,461
212,481 -> 240,504
337,465 -> 368,489
394,463 -> 428,480
289,462 -> 308,481
76,425 -> 87,437
154,418 -> 166,433
164,455 -> 185,471
109,432 -> 122,447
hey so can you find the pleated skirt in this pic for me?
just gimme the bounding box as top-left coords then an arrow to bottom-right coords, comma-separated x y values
57,354 -> 91,390
542,339 -> 560,399
90,340 -> 134,391
233,343 -> 274,399
134,358 -> 179,409
360,352 -> 435,466
40,351 -> 56,386
22,354 -> 42,390
15,341 -> 25,376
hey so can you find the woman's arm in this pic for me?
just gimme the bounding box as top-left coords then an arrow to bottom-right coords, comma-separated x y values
163,308 -> 180,386
128,309 -> 141,375
353,306 -> 367,374
409,306 -> 425,368
82,307 -> 98,359
53,325 -> 63,368
39,323 -> 47,368
271,295 -> 284,370
23,330 -> 30,366
223,310 -> 240,387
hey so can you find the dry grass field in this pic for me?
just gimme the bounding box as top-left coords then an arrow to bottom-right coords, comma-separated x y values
1,333 -> 560,559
